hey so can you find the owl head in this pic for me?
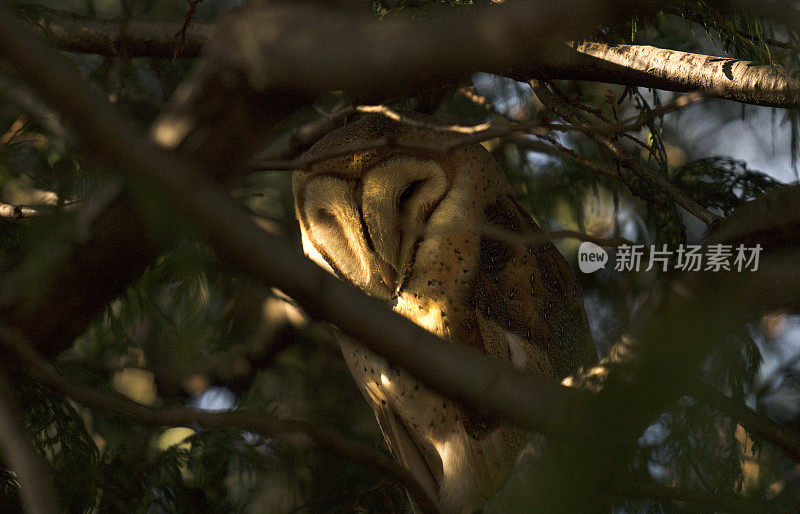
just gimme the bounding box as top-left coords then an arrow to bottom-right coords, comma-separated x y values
293,115 -> 517,303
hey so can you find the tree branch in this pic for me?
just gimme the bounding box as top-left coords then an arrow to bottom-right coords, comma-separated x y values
535,41 -> 800,109
18,6 -> 800,110
16,6 -> 212,58
690,381 -> 800,464
530,79 -> 723,226
0,202 -> 52,219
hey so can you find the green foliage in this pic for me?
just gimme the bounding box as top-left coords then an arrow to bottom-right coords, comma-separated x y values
134,429 -> 283,513
1,376 -> 100,513
663,1 -> 796,65
673,157 -> 782,216
628,398 -> 744,512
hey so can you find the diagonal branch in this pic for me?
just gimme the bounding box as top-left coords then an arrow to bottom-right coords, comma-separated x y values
0,3 -> 594,442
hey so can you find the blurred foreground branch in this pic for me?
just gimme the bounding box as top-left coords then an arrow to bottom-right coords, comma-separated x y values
16,6 -> 212,58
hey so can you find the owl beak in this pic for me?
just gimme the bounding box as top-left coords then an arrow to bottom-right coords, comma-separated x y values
374,259 -> 398,296
393,234 -> 422,298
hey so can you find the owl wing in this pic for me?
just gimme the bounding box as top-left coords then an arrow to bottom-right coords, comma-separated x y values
470,194 -> 597,379
456,194 -> 595,498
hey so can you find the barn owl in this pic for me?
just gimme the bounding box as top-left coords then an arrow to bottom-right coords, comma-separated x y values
293,115 -> 596,513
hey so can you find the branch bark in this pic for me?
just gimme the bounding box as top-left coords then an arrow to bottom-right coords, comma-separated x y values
537,42 -> 800,109
16,6 -> 212,58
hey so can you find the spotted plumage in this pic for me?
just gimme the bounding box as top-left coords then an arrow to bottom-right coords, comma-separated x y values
293,115 -> 596,513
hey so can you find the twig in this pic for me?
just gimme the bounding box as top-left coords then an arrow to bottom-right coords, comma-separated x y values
0,202 -> 52,219
250,129 -> 528,172
173,0 -> 203,59
547,80 -> 668,168
0,369 -> 60,514
356,105 -> 492,134
251,137 -> 390,171
510,135 -> 621,179
281,92 -> 701,175
530,80 -> 722,227
544,91 -> 705,136
458,86 -> 492,111
0,325 -> 440,514
618,91 -> 705,128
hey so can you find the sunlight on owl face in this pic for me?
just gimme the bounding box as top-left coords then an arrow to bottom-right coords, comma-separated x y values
295,155 -> 450,300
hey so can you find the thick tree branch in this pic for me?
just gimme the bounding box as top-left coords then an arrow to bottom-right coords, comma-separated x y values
19,6 -> 800,110
16,6 -> 212,58
537,42 -> 800,109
